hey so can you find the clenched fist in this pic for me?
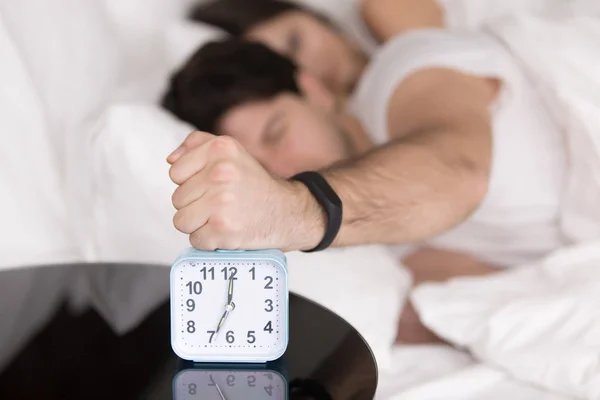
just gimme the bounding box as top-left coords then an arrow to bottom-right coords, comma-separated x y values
167,131 -> 325,251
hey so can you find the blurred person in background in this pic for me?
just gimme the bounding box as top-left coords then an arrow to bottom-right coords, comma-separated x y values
189,0 -> 442,96
189,0 -> 566,96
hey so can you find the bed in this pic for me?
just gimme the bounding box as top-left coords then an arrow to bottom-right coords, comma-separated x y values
1,0 -> 599,398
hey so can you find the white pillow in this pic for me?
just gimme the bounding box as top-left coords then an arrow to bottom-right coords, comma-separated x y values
0,0 -> 120,269
0,0 -> 120,161
0,19 -> 70,269
163,20 -> 227,77
105,0 -> 225,103
104,0 -> 195,24
287,247 -> 412,371
91,103 -> 193,265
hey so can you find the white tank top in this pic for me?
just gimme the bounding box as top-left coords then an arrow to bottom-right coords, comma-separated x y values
350,30 -> 568,266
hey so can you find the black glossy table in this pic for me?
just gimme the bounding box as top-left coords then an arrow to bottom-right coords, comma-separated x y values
0,264 -> 377,399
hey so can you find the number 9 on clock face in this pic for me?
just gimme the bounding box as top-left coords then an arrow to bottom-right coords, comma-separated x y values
170,249 -> 289,363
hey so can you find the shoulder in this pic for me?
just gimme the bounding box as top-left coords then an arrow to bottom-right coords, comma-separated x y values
366,29 -> 512,78
354,29 -> 510,103
352,29 -> 514,139
389,68 -> 500,138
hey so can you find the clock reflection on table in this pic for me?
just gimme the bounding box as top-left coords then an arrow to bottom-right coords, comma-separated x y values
173,365 -> 287,400
0,264 -> 378,400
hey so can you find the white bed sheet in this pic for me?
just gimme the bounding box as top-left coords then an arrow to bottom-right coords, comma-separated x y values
377,345 -> 574,400
383,362 -> 572,400
376,345 -> 475,399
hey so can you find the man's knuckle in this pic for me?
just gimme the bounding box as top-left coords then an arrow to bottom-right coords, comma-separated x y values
187,130 -> 204,142
185,130 -> 198,139
211,136 -> 238,155
211,215 -> 237,234
210,216 -> 228,233
214,191 -> 235,206
210,161 -> 238,183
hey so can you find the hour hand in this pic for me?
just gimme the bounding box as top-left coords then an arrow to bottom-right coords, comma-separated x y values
215,309 -> 229,336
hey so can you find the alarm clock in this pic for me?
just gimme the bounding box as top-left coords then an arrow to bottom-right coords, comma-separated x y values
173,367 -> 287,400
170,248 -> 289,363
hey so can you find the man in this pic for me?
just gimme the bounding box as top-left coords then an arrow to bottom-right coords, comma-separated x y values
163,34 -> 566,267
165,37 -> 490,251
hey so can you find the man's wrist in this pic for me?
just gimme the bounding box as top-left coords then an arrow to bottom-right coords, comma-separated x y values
281,179 -> 327,252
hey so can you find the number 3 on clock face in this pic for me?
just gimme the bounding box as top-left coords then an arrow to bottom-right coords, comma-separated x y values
170,249 -> 289,363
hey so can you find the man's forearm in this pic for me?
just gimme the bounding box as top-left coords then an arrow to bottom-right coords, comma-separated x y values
319,126 -> 491,248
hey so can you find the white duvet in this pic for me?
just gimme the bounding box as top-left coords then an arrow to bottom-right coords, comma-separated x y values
402,11 -> 600,400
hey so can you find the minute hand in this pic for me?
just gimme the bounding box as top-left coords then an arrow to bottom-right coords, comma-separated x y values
227,277 -> 234,304
216,279 -> 236,336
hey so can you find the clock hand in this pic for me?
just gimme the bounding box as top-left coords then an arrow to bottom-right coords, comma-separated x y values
214,279 -> 237,340
215,383 -> 227,400
215,309 -> 229,337
227,277 -> 234,304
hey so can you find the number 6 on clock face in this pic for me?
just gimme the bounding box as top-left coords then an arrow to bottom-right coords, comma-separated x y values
170,249 -> 289,363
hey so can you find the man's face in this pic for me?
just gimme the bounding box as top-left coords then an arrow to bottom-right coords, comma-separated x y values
218,93 -> 353,178
246,11 -> 368,95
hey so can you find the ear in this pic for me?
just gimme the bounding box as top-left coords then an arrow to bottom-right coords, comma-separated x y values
296,70 -> 336,113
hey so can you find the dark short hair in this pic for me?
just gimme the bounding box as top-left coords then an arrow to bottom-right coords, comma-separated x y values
189,0 -> 302,36
162,38 -> 300,134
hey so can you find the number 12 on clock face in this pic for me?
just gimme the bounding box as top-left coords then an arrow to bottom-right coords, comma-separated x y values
170,249 -> 289,363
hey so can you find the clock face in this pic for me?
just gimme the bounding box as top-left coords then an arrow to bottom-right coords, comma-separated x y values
173,369 -> 287,400
171,259 -> 288,362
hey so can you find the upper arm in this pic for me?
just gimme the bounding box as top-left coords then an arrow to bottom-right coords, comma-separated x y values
388,68 -> 500,136
387,68 -> 500,173
361,0 -> 444,42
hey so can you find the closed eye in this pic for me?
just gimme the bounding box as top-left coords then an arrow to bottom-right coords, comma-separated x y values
262,112 -> 287,146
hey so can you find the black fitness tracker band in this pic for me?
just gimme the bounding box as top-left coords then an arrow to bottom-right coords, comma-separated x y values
292,171 -> 342,253
289,378 -> 333,400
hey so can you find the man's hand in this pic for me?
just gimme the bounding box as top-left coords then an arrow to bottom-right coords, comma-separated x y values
167,131 -> 325,251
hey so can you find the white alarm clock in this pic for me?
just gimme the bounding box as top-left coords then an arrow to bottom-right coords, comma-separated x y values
173,367 -> 287,400
170,248 -> 289,363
